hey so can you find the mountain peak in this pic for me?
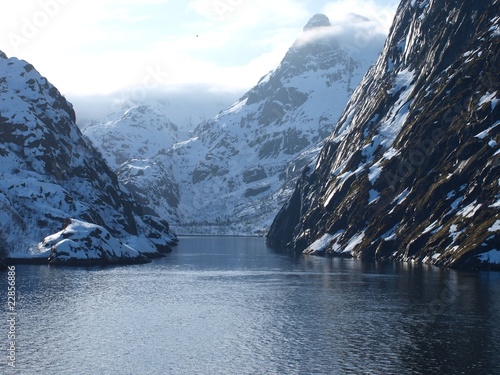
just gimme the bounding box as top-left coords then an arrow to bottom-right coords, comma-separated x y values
303,14 -> 331,31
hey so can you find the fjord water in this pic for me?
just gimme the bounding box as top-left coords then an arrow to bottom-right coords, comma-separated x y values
2,237 -> 499,374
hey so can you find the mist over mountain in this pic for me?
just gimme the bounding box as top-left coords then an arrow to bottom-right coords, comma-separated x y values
74,87 -> 240,132
84,13 -> 386,235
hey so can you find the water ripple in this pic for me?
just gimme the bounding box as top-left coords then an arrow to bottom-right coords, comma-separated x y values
1,237 -> 498,375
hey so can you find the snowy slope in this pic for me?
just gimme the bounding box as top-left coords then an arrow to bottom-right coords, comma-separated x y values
83,100 -> 189,170
154,14 -> 384,234
79,90 -> 243,223
82,14 -> 385,234
0,51 -> 177,264
267,0 -> 500,270
81,100 -> 190,222
39,219 -> 151,265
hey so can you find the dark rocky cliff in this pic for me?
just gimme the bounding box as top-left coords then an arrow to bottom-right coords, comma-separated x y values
267,0 -> 500,270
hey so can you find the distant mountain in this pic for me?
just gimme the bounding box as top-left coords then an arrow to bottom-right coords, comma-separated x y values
82,100 -> 188,221
267,0 -> 500,270
82,100 -> 189,170
84,14 -> 385,234
76,90 -> 237,134
0,51 -> 177,265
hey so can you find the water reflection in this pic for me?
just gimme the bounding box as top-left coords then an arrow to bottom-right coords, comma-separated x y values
0,237 -> 498,374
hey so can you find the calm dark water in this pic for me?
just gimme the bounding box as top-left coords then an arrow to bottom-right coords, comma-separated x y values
1,236 -> 499,375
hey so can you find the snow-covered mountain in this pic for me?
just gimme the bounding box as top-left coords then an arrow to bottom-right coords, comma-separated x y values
83,100 -> 189,170
171,14 -> 385,234
82,100 -> 187,221
84,14 -> 385,234
0,51 -> 177,265
267,0 -> 500,270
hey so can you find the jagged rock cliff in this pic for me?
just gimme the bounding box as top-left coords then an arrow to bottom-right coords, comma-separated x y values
267,0 -> 500,270
0,52 -> 177,265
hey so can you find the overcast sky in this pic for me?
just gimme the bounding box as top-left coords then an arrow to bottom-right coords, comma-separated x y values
0,0 -> 399,119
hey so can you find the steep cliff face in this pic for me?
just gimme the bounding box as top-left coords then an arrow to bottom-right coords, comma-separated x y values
267,0 -> 500,270
0,52 -> 177,264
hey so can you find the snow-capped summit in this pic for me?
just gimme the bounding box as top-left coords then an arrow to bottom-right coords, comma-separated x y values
303,13 -> 331,31
160,13 -> 385,234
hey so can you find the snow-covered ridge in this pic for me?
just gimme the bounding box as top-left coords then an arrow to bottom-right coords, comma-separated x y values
0,52 -> 177,265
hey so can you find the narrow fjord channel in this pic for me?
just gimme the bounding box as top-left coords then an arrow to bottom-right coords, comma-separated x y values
2,237 -> 499,374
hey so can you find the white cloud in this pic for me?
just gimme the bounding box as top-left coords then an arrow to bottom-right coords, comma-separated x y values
322,0 -> 398,33
0,0 -> 397,108
292,13 -> 389,61
71,84 -> 242,126
294,25 -> 339,48
188,0 -> 306,25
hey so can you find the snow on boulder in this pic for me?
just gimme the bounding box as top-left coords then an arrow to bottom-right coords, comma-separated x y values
39,219 -> 151,266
